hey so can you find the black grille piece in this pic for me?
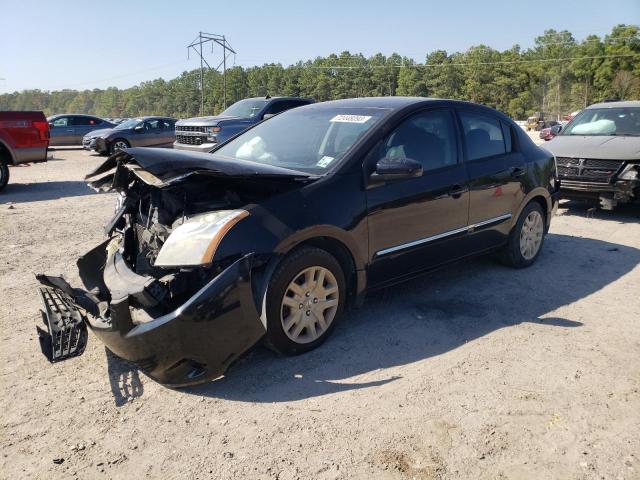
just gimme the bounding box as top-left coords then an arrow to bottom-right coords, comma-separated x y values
555,157 -> 624,183
556,157 -> 580,166
175,134 -> 205,145
176,126 -> 207,133
37,287 -> 88,362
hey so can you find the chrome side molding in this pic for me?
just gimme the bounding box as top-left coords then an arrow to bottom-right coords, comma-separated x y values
374,213 -> 512,258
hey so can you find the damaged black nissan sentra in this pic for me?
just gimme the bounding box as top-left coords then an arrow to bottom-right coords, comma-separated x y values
37,97 -> 559,387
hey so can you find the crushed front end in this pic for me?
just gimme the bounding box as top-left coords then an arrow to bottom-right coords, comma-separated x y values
556,157 -> 640,209
35,149 -> 278,387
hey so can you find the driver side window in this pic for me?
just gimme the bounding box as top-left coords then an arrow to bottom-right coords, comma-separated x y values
382,109 -> 458,172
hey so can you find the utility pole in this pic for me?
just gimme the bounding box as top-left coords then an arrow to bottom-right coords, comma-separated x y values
187,32 -> 236,115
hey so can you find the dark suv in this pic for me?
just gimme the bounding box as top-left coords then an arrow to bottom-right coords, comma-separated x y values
174,96 -> 314,152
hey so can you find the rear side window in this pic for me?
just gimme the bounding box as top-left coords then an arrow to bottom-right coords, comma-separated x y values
265,101 -> 294,115
72,116 -> 101,126
459,111 -> 506,161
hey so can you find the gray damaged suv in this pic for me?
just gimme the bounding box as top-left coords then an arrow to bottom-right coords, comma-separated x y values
174,96 -> 314,152
544,101 -> 640,209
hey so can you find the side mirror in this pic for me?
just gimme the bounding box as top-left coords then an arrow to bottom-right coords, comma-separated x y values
551,124 -> 562,134
371,157 -> 423,182
133,125 -> 144,132
262,113 -> 276,120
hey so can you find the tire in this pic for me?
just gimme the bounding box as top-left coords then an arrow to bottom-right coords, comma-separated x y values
498,202 -> 546,268
264,247 -> 346,355
110,139 -> 130,154
0,160 -> 9,193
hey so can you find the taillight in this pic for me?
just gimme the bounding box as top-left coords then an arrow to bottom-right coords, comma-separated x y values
33,121 -> 50,141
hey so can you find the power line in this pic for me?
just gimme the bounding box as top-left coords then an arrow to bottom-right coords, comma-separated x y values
303,53 -> 640,69
44,60 -> 189,90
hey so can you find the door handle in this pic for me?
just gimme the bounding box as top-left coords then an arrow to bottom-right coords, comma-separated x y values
510,167 -> 525,178
448,185 -> 467,199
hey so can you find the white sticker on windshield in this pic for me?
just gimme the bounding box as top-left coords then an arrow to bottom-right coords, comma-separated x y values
317,156 -> 335,167
330,114 -> 372,124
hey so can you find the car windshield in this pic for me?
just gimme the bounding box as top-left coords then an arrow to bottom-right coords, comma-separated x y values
214,107 -> 388,174
219,99 -> 269,118
562,107 -> 640,136
115,118 -> 142,130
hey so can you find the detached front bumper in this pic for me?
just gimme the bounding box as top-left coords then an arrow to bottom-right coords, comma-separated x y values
37,244 -> 266,387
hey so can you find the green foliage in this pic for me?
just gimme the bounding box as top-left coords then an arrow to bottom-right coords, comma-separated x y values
1,25 -> 638,119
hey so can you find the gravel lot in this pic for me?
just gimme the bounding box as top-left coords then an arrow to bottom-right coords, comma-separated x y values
1,144 -> 639,480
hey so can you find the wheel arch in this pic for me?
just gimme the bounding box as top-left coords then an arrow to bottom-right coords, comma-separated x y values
0,139 -> 16,165
253,227 -> 367,322
514,188 -> 552,231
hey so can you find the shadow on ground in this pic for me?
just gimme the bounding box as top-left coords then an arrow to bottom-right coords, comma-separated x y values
106,233 -> 639,404
106,347 -> 144,407
560,200 -> 640,223
1,181 -> 100,204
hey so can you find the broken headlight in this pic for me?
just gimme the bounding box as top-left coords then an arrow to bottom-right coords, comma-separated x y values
153,210 -> 249,268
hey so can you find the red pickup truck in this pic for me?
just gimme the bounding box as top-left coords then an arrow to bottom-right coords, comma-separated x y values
0,111 -> 50,192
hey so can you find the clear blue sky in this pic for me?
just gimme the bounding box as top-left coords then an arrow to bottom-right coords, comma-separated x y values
1,0 -> 638,93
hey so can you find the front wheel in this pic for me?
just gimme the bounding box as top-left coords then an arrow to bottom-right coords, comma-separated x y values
110,139 -> 130,154
498,202 -> 546,268
265,247 -> 346,355
0,160 -> 9,192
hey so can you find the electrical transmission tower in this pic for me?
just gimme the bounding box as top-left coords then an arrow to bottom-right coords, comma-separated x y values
187,32 -> 236,115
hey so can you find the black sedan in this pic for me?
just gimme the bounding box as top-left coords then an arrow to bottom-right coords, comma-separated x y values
37,97 -> 559,387
83,116 -> 176,154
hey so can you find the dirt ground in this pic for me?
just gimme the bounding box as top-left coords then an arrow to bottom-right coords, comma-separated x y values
1,144 -> 639,480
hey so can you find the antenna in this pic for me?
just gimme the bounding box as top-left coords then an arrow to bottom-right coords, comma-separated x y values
187,32 -> 236,115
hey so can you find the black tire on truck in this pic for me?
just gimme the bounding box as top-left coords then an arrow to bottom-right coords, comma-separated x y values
0,159 -> 9,193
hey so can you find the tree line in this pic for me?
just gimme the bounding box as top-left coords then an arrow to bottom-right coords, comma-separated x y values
1,25 -> 638,120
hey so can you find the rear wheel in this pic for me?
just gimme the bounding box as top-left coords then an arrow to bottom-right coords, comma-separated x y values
111,139 -> 130,154
0,160 -> 9,192
265,247 -> 346,355
498,202 -> 546,268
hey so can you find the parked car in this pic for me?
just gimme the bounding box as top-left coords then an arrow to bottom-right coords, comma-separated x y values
174,96 -> 314,152
0,111 -> 49,192
539,123 -> 562,141
36,97 -> 558,387
83,116 -> 177,155
545,100 -> 640,209
47,114 -> 115,146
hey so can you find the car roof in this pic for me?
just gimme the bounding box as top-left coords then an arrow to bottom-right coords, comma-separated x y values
49,113 -> 103,118
301,97 -> 509,117
243,96 -> 314,102
586,100 -> 640,109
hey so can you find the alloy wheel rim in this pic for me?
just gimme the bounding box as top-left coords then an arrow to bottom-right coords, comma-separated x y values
114,141 -> 127,151
280,266 -> 339,344
519,210 -> 543,260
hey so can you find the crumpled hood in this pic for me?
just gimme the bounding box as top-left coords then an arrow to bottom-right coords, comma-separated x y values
85,147 -> 311,190
545,135 -> 640,160
176,115 -> 246,127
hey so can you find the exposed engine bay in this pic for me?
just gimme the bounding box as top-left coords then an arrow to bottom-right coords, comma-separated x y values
35,148 -> 312,384
85,149 -> 310,321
